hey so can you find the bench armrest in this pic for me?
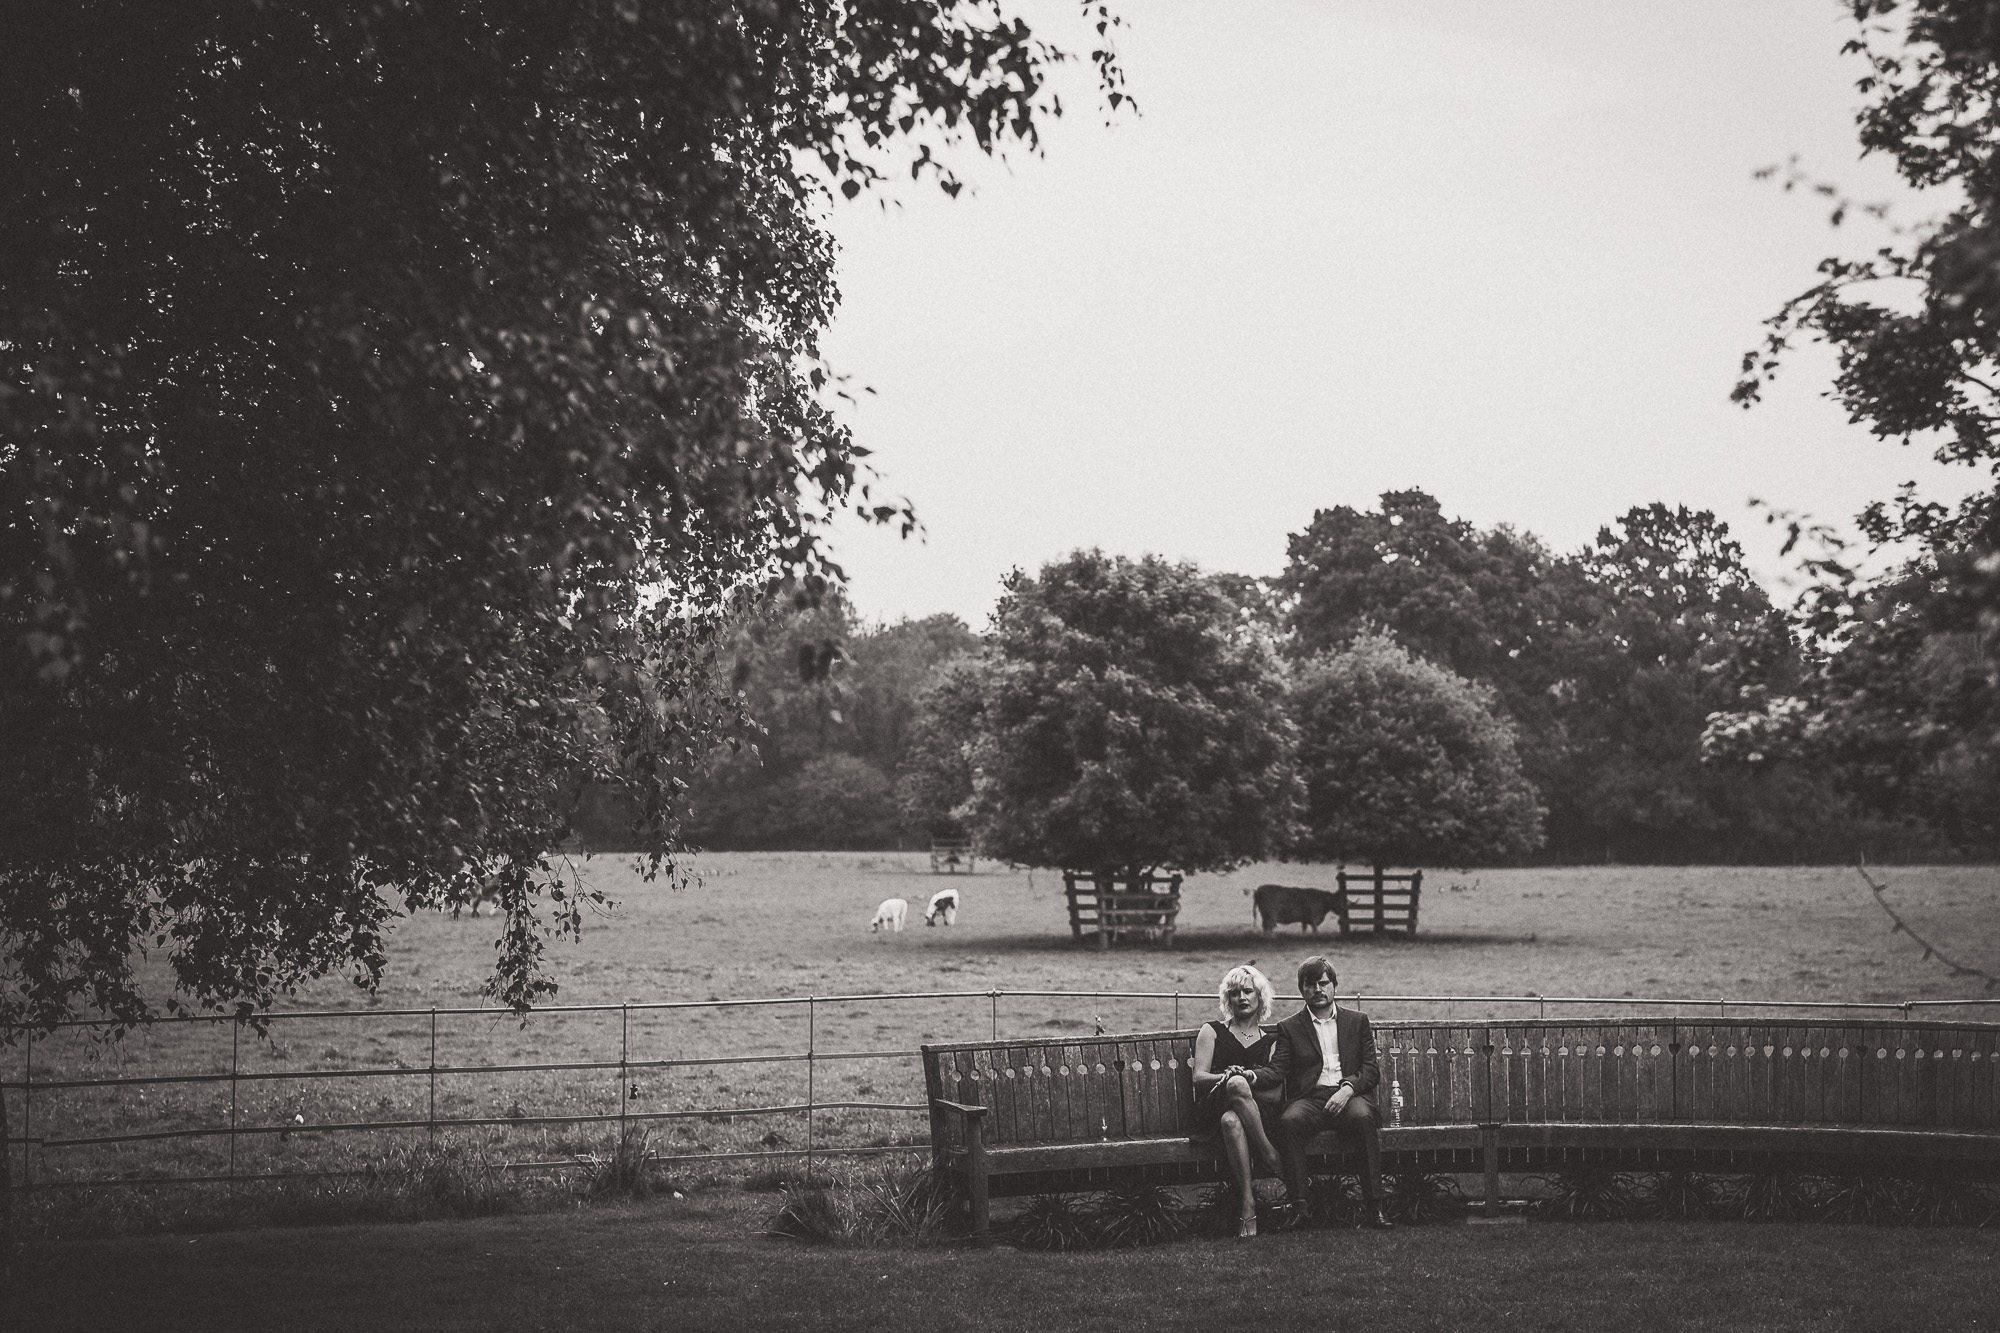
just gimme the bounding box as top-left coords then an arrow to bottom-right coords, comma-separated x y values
932,1098 -> 989,1117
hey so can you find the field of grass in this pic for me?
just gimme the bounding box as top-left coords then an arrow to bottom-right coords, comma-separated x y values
18,1189 -> 2000,1333
13,855 -> 1999,1201
13,855 -> 1999,1331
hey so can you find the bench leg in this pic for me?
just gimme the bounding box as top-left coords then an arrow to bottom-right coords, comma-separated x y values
1481,1124 -> 1500,1218
966,1118 -> 990,1239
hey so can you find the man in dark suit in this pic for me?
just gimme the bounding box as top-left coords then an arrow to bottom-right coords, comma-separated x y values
1267,955 -> 1391,1228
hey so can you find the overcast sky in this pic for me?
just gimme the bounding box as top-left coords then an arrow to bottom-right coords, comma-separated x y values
815,0 -> 1978,629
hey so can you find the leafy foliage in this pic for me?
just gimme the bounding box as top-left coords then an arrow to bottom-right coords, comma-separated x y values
1088,1182 -> 1188,1247
0,1 -> 1115,1028
1736,1171 -> 1820,1223
1005,1192 -> 1097,1252
1278,490 -> 1889,863
765,1163 -> 953,1246
1818,1174 -> 1912,1225
894,654 -> 989,840
1290,633 -> 1544,867
685,594 -> 978,848
1384,1167 -> 1463,1225
1534,1166 -> 1639,1221
966,550 -> 1302,877
1725,0 -> 2000,816
1641,1170 -> 1727,1222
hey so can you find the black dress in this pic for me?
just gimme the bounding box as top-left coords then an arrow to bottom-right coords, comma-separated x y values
1193,1020 -> 1277,1133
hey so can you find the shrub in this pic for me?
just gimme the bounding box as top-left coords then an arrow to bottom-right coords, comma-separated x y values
1904,1180 -> 1998,1228
1642,1170 -> 1726,1221
1090,1183 -> 1188,1248
1385,1168 -> 1462,1225
1735,1171 -> 1818,1223
575,1127 -> 668,1200
1534,1166 -> 1637,1221
762,1164 -> 954,1247
1818,1175 -> 1911,1225
1300,1173 -> 1362,1229
1006,1193 -> 1098,1252
1291,633 -> 1544,866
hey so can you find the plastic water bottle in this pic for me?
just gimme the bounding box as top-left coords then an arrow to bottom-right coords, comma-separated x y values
1390,1078 -> 1404,1126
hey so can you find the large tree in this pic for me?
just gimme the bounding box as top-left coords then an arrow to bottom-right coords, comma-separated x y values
1548,505 -> 1808,860
1,1 -> 1118,1028
966,550 -> 1302,882
1734,0 -> 2000,747
1290,633 -> 1543,869
685,594 -> 979,848
1711,1 -> 2000,854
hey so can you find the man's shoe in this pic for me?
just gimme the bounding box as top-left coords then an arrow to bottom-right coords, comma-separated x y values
1361,1206 -> 1394,1230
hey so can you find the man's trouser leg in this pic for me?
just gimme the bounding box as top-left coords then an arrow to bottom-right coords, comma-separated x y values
1332,1094 -> 1383,1203
1277,1096 -> 1333,1204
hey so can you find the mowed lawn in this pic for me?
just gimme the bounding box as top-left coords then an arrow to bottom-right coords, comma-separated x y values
19,1191 -> 2000,1333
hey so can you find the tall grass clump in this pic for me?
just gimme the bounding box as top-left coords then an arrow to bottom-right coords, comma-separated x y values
1534,1165 -> 1637,1221
1817,1174 -> 1910,1225
1736,1171 -> 1818,1222
1385,1168 -> 1461,1225
267,1138 -> 522,1227
1642,1170 -> 1726,1221
1903,1179 -> 1998,1228
575,1128 -> 671,1200
764,1163 -> 953,1247
1005,1193 -> 1096,1252
1090,1183 -> 1187,1247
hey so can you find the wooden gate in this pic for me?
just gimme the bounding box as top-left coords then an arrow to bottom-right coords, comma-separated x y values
1337,866 -> 1423,934
1062,872 -> 1183,949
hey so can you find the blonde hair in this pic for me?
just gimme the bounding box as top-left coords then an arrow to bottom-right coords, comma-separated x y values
1216,965 -> 1275,1025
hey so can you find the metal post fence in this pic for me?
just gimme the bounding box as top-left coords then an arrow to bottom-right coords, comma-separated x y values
5,988 -> 1997,1194
228,1020 -> 240,1186
20,1031 -> 30,1191
427,1008 -> 438,1146
804,997 -> 816,1180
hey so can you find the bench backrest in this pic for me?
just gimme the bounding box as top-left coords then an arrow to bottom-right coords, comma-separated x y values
922,1018 -> 2000,1149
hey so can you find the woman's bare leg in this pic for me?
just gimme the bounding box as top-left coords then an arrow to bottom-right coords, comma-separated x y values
1219,1109 -> 1257,1221
1225,1076 -> 1281,1174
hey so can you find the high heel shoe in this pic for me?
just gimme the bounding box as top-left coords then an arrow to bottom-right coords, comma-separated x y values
1237,1212 -> 1259,1238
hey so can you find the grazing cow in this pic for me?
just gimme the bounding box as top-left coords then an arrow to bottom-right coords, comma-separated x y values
870,897 -> 909,934
924,887 -> 959,927
1249,883 -> 1349,936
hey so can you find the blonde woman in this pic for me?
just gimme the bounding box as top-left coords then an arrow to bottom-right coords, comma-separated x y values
1192,964 -> 1283,1237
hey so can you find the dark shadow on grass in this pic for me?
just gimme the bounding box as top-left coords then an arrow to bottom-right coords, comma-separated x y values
964,928 -> 1545,954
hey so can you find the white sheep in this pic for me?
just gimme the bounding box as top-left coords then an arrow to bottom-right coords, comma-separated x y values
924,887 -> 959,927
870,897 -> 908,934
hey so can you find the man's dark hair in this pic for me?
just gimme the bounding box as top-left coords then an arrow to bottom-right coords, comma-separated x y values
1296,956 -> 1337,991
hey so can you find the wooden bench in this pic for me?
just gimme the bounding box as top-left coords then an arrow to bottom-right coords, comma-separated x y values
922,1017 -> 2000,1234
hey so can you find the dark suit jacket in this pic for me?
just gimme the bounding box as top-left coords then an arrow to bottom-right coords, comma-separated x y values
1268,1005 -> 1380,1105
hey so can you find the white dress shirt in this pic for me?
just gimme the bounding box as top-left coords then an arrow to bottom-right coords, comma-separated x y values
1311,1011 -> 1345,1089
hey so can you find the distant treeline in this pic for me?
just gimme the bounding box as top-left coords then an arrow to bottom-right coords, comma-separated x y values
575,489 -> 1997,864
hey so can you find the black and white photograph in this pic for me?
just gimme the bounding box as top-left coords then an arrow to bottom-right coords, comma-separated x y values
6,2 -> 1999,1329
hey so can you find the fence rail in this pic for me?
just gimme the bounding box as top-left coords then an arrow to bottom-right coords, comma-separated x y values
6,988 -> 1997,1194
